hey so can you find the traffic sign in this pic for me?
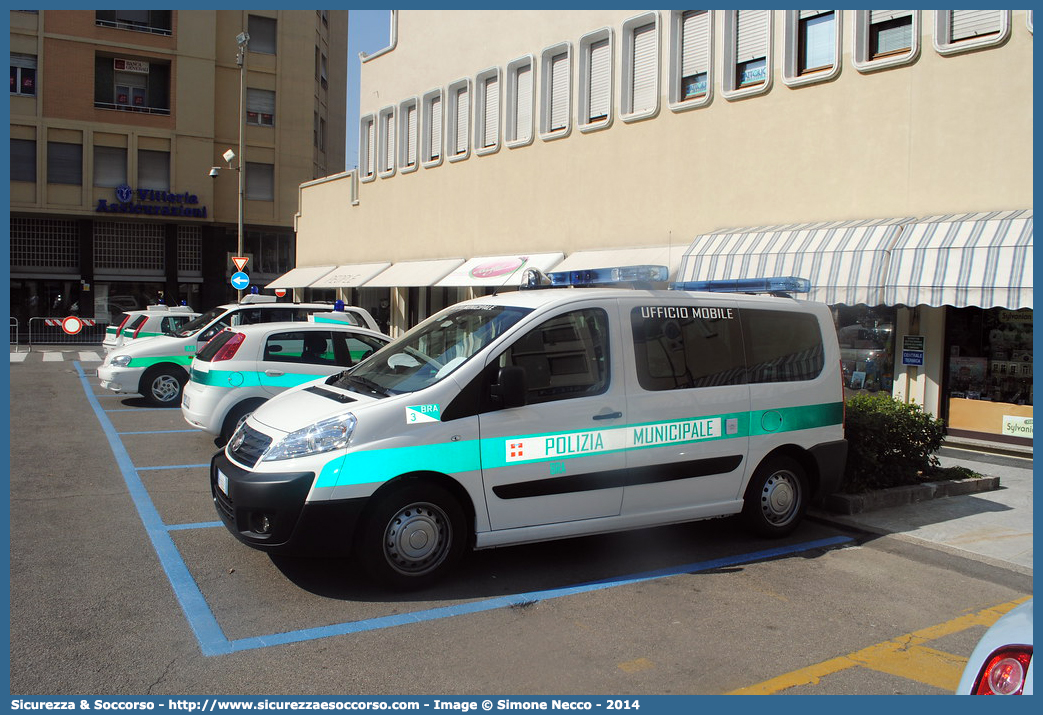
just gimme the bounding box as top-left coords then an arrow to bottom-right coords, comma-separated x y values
231,256 -> 249,272
231,272 -> 250,290
61,316 -> 84,335
274,289 -> 287,298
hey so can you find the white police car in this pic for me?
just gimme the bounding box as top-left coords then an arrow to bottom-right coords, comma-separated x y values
182,321 -> 389,443
102,305 -> 199,354
211,268 -> 848,588
98,294 -> 377,406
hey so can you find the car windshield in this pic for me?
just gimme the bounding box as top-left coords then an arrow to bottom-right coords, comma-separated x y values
173,307 -> 227,337
329,304 -> 531,396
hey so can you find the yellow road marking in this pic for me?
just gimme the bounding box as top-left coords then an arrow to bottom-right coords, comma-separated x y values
618,657 -> 655,674
729,597 -> 1031,694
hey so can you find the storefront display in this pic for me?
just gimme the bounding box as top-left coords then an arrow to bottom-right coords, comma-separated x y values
834,305 -> 896,398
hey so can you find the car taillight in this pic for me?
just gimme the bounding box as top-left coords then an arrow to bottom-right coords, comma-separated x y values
973,646 -> 1032,694
212,332 -> 246,362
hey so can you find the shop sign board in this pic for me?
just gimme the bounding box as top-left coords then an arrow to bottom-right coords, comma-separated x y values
1002,415 -> 1033,438
902,335 -> 925,366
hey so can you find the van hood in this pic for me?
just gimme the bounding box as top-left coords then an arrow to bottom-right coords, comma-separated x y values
250,378 -> 382,434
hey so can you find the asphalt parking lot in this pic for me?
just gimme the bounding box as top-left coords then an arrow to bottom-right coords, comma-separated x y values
8,352 -> 1032,697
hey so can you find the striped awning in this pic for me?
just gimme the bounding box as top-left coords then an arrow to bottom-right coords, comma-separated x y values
362,258 -> 465,287
309,262 -> 391,289
265,265 -> 337,289
677,218 -> 912,305
882,210 -> 1033,309
436,253 -> 564,287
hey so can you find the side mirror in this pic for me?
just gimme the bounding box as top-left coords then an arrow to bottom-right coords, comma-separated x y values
491,365 -> 526,409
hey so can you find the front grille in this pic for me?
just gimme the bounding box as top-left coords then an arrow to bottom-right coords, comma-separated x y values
213,484 -> 234,521
228,423 -> 272,468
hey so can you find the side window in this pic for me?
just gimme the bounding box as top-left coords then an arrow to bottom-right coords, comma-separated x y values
264,331 -> 332,365
337,334 -> 386,366
257,308 -> 295,323
630,306 -> 746,391
741,309 -> 824,383
499,308 -> 609,405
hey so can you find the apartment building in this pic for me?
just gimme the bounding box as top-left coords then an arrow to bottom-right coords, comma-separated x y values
285,10 -> 1031,447
9,9 -> 347,324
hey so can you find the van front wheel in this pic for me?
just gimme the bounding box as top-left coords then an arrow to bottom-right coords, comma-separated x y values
359,482 -> 466,589
742,457 -> 808,537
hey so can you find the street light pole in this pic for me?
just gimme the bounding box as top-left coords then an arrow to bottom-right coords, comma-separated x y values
235,30 -> 249,300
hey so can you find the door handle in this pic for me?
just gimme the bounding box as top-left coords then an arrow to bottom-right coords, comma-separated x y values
264,369 -> 284,377
592,411 -> 622,421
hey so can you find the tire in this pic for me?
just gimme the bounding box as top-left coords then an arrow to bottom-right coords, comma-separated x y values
358,482 -> 466,589
141,365 -> 187,406
742,456 -> 808,538
219,398 -> 266,445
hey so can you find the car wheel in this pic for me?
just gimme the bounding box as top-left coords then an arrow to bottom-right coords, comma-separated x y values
742,456 -> 808,538
141,366 -> 187,407
219,398 -> 266,445
358,482 -> 466,589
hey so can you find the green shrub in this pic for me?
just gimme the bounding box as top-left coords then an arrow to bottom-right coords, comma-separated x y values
842,392 -> 946,493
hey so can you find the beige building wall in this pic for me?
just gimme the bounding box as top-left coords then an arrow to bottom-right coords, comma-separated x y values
297,9 -> 1032,268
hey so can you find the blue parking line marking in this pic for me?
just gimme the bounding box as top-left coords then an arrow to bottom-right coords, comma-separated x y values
119,429 -> 199,435
138,463 -> 210,470
75,361 -> 856,658
105,407 -> 178,412
167,521 -> 223,531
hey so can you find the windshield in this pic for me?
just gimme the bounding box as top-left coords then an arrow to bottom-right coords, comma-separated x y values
173,307 -> 228,337
329,304 -> 531,396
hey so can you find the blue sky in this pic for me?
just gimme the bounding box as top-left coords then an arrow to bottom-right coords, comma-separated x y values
345,9 -> 392,171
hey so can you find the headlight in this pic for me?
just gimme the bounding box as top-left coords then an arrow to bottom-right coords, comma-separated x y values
262,413 -> 357,462
110,355 -> 132,367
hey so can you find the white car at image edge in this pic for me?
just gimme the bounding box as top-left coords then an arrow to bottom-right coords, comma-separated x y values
957,598 -> 1033,695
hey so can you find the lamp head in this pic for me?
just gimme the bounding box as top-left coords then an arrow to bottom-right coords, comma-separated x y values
209,167 -> 220,178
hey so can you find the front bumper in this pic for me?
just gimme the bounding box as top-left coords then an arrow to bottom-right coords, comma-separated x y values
211,451 -> 367,556
97,365 -> 144,394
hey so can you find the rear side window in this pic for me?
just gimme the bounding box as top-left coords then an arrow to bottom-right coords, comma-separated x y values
631,306 -> 746,391
196,330 -> 238,362
264,330 -> 333,365
123,315 -> 147,334
741,309 -> 824,383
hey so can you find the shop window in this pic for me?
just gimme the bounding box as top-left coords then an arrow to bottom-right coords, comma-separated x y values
10,138 -> 36,182
11,53 -> 36,96
249,15 -> 277,55
94,56 -> 171,115
93,146 -> 127,188
47,142 -> 82,185
835,306 -> 896,397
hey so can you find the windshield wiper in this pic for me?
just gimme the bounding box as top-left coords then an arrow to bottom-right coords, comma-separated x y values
333,373 -> 390,397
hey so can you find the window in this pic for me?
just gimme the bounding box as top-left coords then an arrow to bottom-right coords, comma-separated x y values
578,29 -> 613,130
93,146 -> 127,188
138,149 -> 170,190
631,306 -> 746,391
621,13 -> 659,121
318,116 -> 327,152
500,309 -> 610,405
446,78 -> 471,161
377,106 -> 396,177
853,11 -> 920,72
669,10 -> 713,110
359,114 -> 375,181
934,11 -> 1010,56
11,54 -> 36,96
783,10 -> 841,87
505,56 -> 535,147
421,89 -> 444,166
397,99 -> 418,172
246,88 -> 275,126
723,10 -> 772,99
249,15 -> 277,55
319,51 -> 328,89
94,56 -> 170,114
475,68 -> 501,154
540,43 -> 571,139
95,10 -> 171,36
742,310 -> 824,383
265,330 -> 335,366
245,162 -> 274,201
47,142 -> 82,185
10,139 -> 35,182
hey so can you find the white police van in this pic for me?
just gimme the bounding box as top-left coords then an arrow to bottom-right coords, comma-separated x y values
211,268 -> 848,588
98,294 -> 377,406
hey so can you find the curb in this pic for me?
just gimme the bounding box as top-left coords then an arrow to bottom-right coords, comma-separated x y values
821,476 -> 1002,515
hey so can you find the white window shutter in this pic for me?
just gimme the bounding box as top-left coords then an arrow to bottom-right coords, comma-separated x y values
549,53 -> 569,131
630,23 -> 657,113
364,120 -> 374,176
588,39 -> 610,121
455,86 -> 469,154
406,105 -> 417,165
430,96 -> 442,159
951,10 -> 1001,40
681,11 -> 710,79
483,75 -> 498,147
736,9 -> 769,62
383,113 -> 395,171
516,64 -> 533,142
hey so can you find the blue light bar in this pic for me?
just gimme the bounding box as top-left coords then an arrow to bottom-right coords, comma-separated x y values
521,264 -> 667,289
670,277 -> 811,294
